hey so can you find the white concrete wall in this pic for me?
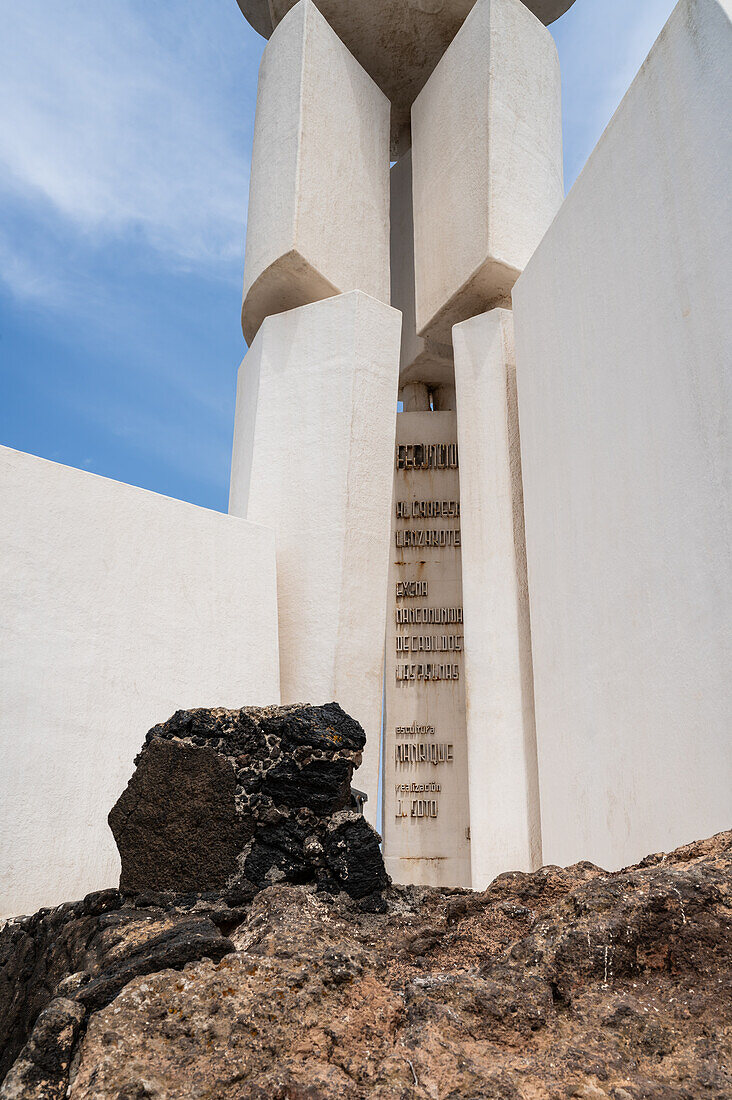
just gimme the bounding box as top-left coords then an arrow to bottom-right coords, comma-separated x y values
0,447 -> 280,918
229,292 -> 401,822
453,309 -> 542,888
513,0 -> 732,871
242,0 -> 391,344
411,0 -> 563,345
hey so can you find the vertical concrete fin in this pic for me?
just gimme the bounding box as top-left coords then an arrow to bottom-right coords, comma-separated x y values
454,308 -> 541,888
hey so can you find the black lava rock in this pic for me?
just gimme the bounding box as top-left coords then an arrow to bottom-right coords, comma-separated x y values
108,702 -> 388,903
0,997 -> 86,1100
109,739 -> 250,894
324,813 -> 391,901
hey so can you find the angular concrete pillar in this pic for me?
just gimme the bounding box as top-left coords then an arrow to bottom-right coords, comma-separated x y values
229,292 -> 402,822
412,0 -> 564,344
453,309 -> 541,889
391,151 -> 453,388
242,0 -> 391,345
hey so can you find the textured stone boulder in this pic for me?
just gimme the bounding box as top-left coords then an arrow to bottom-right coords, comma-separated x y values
108,702 -> 389,904
3,831 -> 730,1099
5,827 -> 730,1095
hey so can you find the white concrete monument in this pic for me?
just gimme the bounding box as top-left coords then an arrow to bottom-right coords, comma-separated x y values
232,0 -> 576,885
3,0 -> 727,916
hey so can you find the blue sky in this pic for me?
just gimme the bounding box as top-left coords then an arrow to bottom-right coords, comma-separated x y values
1,0 -> 678,513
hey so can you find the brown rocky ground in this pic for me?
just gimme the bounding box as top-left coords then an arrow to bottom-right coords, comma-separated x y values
4,830 -> 730,1100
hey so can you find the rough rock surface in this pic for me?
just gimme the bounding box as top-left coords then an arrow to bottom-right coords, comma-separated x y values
108,703 -> 389,904
2,831 -> 730,1099
0,888 -> 238,1090
0,998 -> 85,1100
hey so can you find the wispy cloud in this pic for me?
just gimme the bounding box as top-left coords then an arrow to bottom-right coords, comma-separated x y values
0,0 -> 259,299
0,0 -> 257,507
0,231 -> 60,304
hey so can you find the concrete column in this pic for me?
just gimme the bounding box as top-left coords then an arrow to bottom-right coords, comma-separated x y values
412,0 -> 563,344
432,385 -> 456,411
391,151 -> 453,388
229,292 -> 402,822
242,0 -> 391,344
400,383 -> 430,412
453,308 -> 541,888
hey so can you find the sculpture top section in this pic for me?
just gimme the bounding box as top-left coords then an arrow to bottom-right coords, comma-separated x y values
237,0 -> 576,36
236,0 -> 577,153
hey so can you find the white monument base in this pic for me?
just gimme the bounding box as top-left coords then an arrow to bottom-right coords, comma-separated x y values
513,0 -> 732,871
229,291 -> 401,823
0,446 -> 280,918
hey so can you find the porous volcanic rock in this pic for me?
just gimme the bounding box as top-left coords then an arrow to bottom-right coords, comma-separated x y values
2,832 -> 730,1099
0,889 -> 237,1091
108,703 -> 389,904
